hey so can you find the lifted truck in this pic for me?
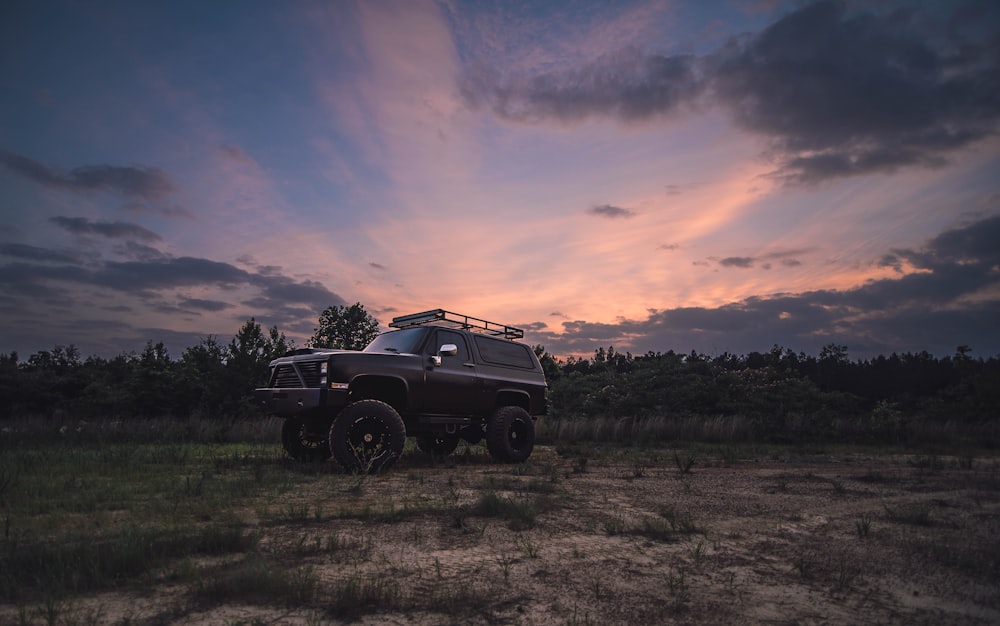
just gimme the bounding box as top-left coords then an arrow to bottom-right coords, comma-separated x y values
254,310 -> 548,472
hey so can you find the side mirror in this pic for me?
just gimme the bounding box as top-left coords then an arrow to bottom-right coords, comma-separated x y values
431,344 -> 458,367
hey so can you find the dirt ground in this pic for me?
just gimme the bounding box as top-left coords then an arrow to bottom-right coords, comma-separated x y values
6,446 -> 1000,625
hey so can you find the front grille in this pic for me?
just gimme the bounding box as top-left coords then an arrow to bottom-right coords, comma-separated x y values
272,360 -> 324,388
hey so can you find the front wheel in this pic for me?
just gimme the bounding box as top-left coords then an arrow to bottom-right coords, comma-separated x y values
486,406 -> 535,463
281,416 -> 332,462
330,400 -> 406,473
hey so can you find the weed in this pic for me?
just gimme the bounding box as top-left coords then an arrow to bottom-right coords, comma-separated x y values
836,557 -> 859,590
283,502 -> 311,522
326,573 -> 403,618
346,473 -> 366,495
659,508 -> 705,535
496,553 -> 514,582
830,479 -> 846,494
636,518 -> 675,542
519,535 -> 540,559
856,514 -> 873,538
567,606 -> 595,626
666,567 -> 689,610
472,491 -> 549,530
692,540 -> 706,566
673,452 -> 695,475
590,574 -> 602,599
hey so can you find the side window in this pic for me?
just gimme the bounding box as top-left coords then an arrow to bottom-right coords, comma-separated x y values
474,336 -> 535,369
431,330 -> 469,362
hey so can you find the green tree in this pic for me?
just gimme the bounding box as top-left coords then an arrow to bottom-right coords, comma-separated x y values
309,303 -> 380,350
533,345 -> 562,381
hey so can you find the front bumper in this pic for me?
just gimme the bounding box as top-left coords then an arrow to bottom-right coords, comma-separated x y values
253,387 -> 350,416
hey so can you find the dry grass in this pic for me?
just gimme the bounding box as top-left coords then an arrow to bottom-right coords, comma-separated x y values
2,418 -> 1000,624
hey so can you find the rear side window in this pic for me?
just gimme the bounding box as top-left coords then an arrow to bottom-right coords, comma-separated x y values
474,336 -> 535,369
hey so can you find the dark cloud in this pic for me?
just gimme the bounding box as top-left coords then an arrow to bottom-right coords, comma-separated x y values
0,262 -> 93,298
0,243 -> 82,264
92,257 -> 252,292
254,278 -> 344,312
369,262 -> 387,270
461,1 -> 1000,184
710,0 -> 1000,184
527,214 -> 1000,359
178,297 -> 232,312
590,204 -> 636,219
0,150 -> 176,200
121,201 -> 195,219
461,46 -> 702,123
714,248 -> 812,269
50,216 -> 162,242
0,243 -> 346,357
113,241 -> 170,262
719,256 -> 755,268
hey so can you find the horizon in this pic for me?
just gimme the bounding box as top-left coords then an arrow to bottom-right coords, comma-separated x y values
2,0 -> 999,362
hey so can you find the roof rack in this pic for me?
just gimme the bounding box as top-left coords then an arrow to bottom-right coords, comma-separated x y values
389,309 -> 524,340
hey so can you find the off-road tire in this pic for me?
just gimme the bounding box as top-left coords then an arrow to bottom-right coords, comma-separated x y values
330,400 -> 406,473
486,405 -> 535,463
416,432 -> 460,456
281,416 -> 333,462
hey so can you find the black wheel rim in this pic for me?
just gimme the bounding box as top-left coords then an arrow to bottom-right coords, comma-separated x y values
508,418 -> 530,451
347,416 -> 392,463
297,424 -> 325,449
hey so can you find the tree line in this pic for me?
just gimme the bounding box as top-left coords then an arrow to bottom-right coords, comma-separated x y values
540,344 -> 999,445
1,303 -> 997,446
0,303 -> 380,421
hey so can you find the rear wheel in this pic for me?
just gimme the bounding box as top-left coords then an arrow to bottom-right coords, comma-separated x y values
281,417 -> 332,462
416,432 -> 460,456
486,406 -> 535,463
330,400 -> 406,473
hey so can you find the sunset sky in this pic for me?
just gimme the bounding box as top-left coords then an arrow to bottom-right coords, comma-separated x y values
2,0 -> 999,362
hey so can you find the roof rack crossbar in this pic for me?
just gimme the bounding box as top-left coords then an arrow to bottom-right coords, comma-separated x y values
389,309 -> 524,340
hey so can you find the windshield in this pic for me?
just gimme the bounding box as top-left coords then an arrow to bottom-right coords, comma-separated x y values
363,328 -> 427,354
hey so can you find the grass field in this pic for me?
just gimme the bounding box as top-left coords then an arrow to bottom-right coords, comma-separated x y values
2,417 -> 999,624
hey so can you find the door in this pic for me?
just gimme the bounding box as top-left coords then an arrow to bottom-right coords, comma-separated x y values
421,329 -> 482,415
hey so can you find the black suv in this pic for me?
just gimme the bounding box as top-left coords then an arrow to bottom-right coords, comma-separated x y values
254,310 -> 547,472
